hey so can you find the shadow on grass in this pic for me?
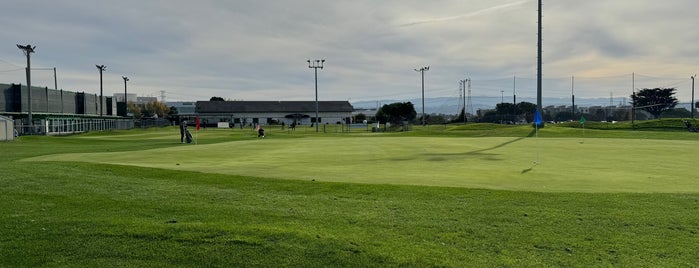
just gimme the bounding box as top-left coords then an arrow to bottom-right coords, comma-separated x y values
424,129 -> 536,158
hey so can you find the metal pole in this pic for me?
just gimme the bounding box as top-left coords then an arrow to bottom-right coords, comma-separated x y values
632,72 -> 635,126
414,66 -> 429,126
96,65 -> 106,117
462,79 -> 467,124
100,70 -> 103,116
513,76 -> 516,104
463,80 -> 467,124
53,67 -> 57,91
17,44 -> 35,134
571,76 -> 575,118
315,67 -> 318,132
537,0 -> 543,112
421,70 -> 425,125
122,76 -> 129,100
307,59 -> 324,133
692,75 -> 696,119
122,76 -> 129,117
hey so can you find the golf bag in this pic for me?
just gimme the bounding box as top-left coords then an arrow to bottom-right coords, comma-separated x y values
185,129 -> 193,143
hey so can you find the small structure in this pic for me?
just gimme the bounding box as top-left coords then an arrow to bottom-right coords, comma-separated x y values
0,115 -> 14,141
195,101 -> 353,127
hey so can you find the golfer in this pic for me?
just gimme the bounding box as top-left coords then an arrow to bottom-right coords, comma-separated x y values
179,120 -> 187,143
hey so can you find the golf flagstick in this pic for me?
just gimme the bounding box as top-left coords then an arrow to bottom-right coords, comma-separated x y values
533,109 -> 543,165
195,116 -> 200,145
580,115 -> 586,140
536,123 -> 539,165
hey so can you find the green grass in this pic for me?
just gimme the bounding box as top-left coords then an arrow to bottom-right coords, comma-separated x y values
2,124 -> 699,266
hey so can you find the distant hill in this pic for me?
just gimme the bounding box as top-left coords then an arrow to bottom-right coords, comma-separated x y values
351,96 -> 632,115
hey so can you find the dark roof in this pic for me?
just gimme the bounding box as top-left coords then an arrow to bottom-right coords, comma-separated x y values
196,101 -> 353,114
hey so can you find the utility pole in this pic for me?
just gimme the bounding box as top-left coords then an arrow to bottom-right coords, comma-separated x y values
17,44 -> 35,134
96,65 -> 106,116
692,75 -> 696,119
501,90 -> 504,104
460,79 -> 468,124
414,66 -> 429,125
466,79 -> 472,117
307,59 -> 324,132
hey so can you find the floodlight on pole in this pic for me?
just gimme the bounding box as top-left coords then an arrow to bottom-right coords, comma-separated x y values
122,76 -> 129,117
96,65 -> 107,116
17,44 -> 36,134
414,66 -> 429,125
307,59 -> 325,133
122,76 -> 129,103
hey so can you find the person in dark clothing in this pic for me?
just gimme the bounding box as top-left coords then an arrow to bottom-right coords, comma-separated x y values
180,120 -> 187,143
258,128 -> 265,138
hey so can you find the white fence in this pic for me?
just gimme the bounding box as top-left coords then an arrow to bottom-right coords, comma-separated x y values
14,117 -> 134,136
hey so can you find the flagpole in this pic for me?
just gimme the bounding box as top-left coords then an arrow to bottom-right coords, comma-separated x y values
195,116 -> 200,145
533,109 -> 542,165
535,123 -> 539,165
580,115 -> 586,140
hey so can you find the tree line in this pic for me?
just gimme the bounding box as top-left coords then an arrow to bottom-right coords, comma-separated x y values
361,87 -> 689,125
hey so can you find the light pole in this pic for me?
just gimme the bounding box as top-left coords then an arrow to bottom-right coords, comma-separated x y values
17,44 -> 35,134
692,75 -> 696,119
536,0 -> 543,112
501,90 -> 505,104
122,76 -> 129,117
414,66 -> 429,125
96,65 -> 106,116
307,59 -> 324,132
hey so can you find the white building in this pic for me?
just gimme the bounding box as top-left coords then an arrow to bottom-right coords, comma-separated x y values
195,100 -> 354,127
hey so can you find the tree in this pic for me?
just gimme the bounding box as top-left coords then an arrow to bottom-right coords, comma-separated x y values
353,113 -> 367,123
375,102 -> 417,124
166,106 -> 179,122
631,88 -> 678,118
478,101 -> 537,123
210,96 -> 225,101
660,108 -> 691,118
517,102 -> 537,120
127,102 -> 141,118
127,100 -> 169,119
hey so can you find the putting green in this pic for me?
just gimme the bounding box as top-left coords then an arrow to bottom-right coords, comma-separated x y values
25,136 -> 699,193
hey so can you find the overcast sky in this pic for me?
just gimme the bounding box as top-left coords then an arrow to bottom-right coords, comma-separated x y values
1,0 -> 697,103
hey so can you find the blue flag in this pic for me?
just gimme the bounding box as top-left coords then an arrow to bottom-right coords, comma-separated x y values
534,109 -> 542,125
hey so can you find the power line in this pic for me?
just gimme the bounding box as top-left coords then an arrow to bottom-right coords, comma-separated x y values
0,58 -> 23,67
0,68 -> 24,73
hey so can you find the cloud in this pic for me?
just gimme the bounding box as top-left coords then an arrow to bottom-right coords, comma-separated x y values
396,0 -> 531,27
0,0 -> 697,104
